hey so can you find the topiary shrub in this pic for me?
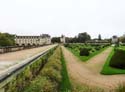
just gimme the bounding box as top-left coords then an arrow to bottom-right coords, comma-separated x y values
109,49 -> 125,69
91,49 -> 95,53
79,48 -> 90,56
64,44 -> 70,47
95,46 -> 101,51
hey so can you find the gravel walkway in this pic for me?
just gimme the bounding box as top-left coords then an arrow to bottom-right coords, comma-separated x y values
62,46 -> 125,92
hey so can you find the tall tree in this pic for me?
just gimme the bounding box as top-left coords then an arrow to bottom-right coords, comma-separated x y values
51,37 -> 60,43
78,32 -> 91,43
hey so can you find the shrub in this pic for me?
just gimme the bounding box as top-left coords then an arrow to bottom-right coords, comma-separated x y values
102,44 -> 109,48
109,49 -> 125,69
91,49 -> 95,53
80,48 -> 90,56
64,44 -> 70,47
95,46 -> 101,50
87,47 -> 92,51
38,47 -> 62,91
41,67 -> 62,83
25,76 -> 58,92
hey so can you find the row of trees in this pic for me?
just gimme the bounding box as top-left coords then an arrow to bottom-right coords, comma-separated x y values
51,32 -> 91,43
0,33 -> 15,47
51,37 -> 61,43
66,32 -> 91,43
119,36 -> 125,43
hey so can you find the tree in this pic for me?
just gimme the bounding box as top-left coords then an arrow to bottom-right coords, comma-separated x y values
77,32 -> 91,43
98,34 -> 101,40
65,36 -> 78,43
0,32 -> 15,46
119,36 -> 125,43
51,37 -> 60,43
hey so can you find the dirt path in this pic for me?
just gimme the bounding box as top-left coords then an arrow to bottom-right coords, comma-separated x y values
85,47 -> 112,73
62,46 -> 125,91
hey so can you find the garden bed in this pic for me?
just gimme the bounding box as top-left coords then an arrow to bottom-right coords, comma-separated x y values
101,46 -> 125,75
65,43 -> 109,62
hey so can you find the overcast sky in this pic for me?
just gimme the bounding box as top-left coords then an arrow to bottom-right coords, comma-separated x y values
0,0 -> 125,38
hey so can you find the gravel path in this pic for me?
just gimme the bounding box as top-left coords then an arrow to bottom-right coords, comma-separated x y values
62,46 -> 125,92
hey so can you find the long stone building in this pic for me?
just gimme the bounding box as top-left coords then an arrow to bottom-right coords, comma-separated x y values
15,34 -> 51,46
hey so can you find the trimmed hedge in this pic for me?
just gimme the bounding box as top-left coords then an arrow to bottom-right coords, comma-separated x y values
95,46 -> 101,51
80,48 -> 90,56
109,49 -> 125,69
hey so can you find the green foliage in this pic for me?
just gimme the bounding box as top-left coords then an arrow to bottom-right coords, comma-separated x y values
60,50 -> 71,92
78,32 -> 91,43
65,43 -> 108,62
51,37 -> 60,43
80,48 -> 90,56
21,47 -> 62,92
95,46 -> 101,50
24,76 -> 57,92
0,32 -> 15,46
39,47 -> 62,91
22,47 -> 71,92
42,67 -> 62,83
101,47 -> 125,75
109,49 -> 125,69
65,32 -> 91,43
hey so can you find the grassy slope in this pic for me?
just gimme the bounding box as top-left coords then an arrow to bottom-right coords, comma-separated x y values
22,47 -> 71,92
101,47 -> 125,75
68,47 -> 108,62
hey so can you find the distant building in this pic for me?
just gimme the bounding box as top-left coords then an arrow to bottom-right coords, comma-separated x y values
15,34 -> 51,46
112,35 -> 119,44
60,35 -> 66,43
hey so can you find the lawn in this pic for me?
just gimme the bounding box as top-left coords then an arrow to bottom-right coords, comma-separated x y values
66,44 -> 109,62
101,46 -> 125,75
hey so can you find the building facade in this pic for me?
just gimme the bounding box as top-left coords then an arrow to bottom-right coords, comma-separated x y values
15,34 -> 51,46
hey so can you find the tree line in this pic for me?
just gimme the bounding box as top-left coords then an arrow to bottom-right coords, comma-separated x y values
51,32 -> 91,43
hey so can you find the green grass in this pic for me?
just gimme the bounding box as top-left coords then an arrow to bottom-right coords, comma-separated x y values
68,46 -> 108,62
60,51 -> 71,92
101,47 -> 125,75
